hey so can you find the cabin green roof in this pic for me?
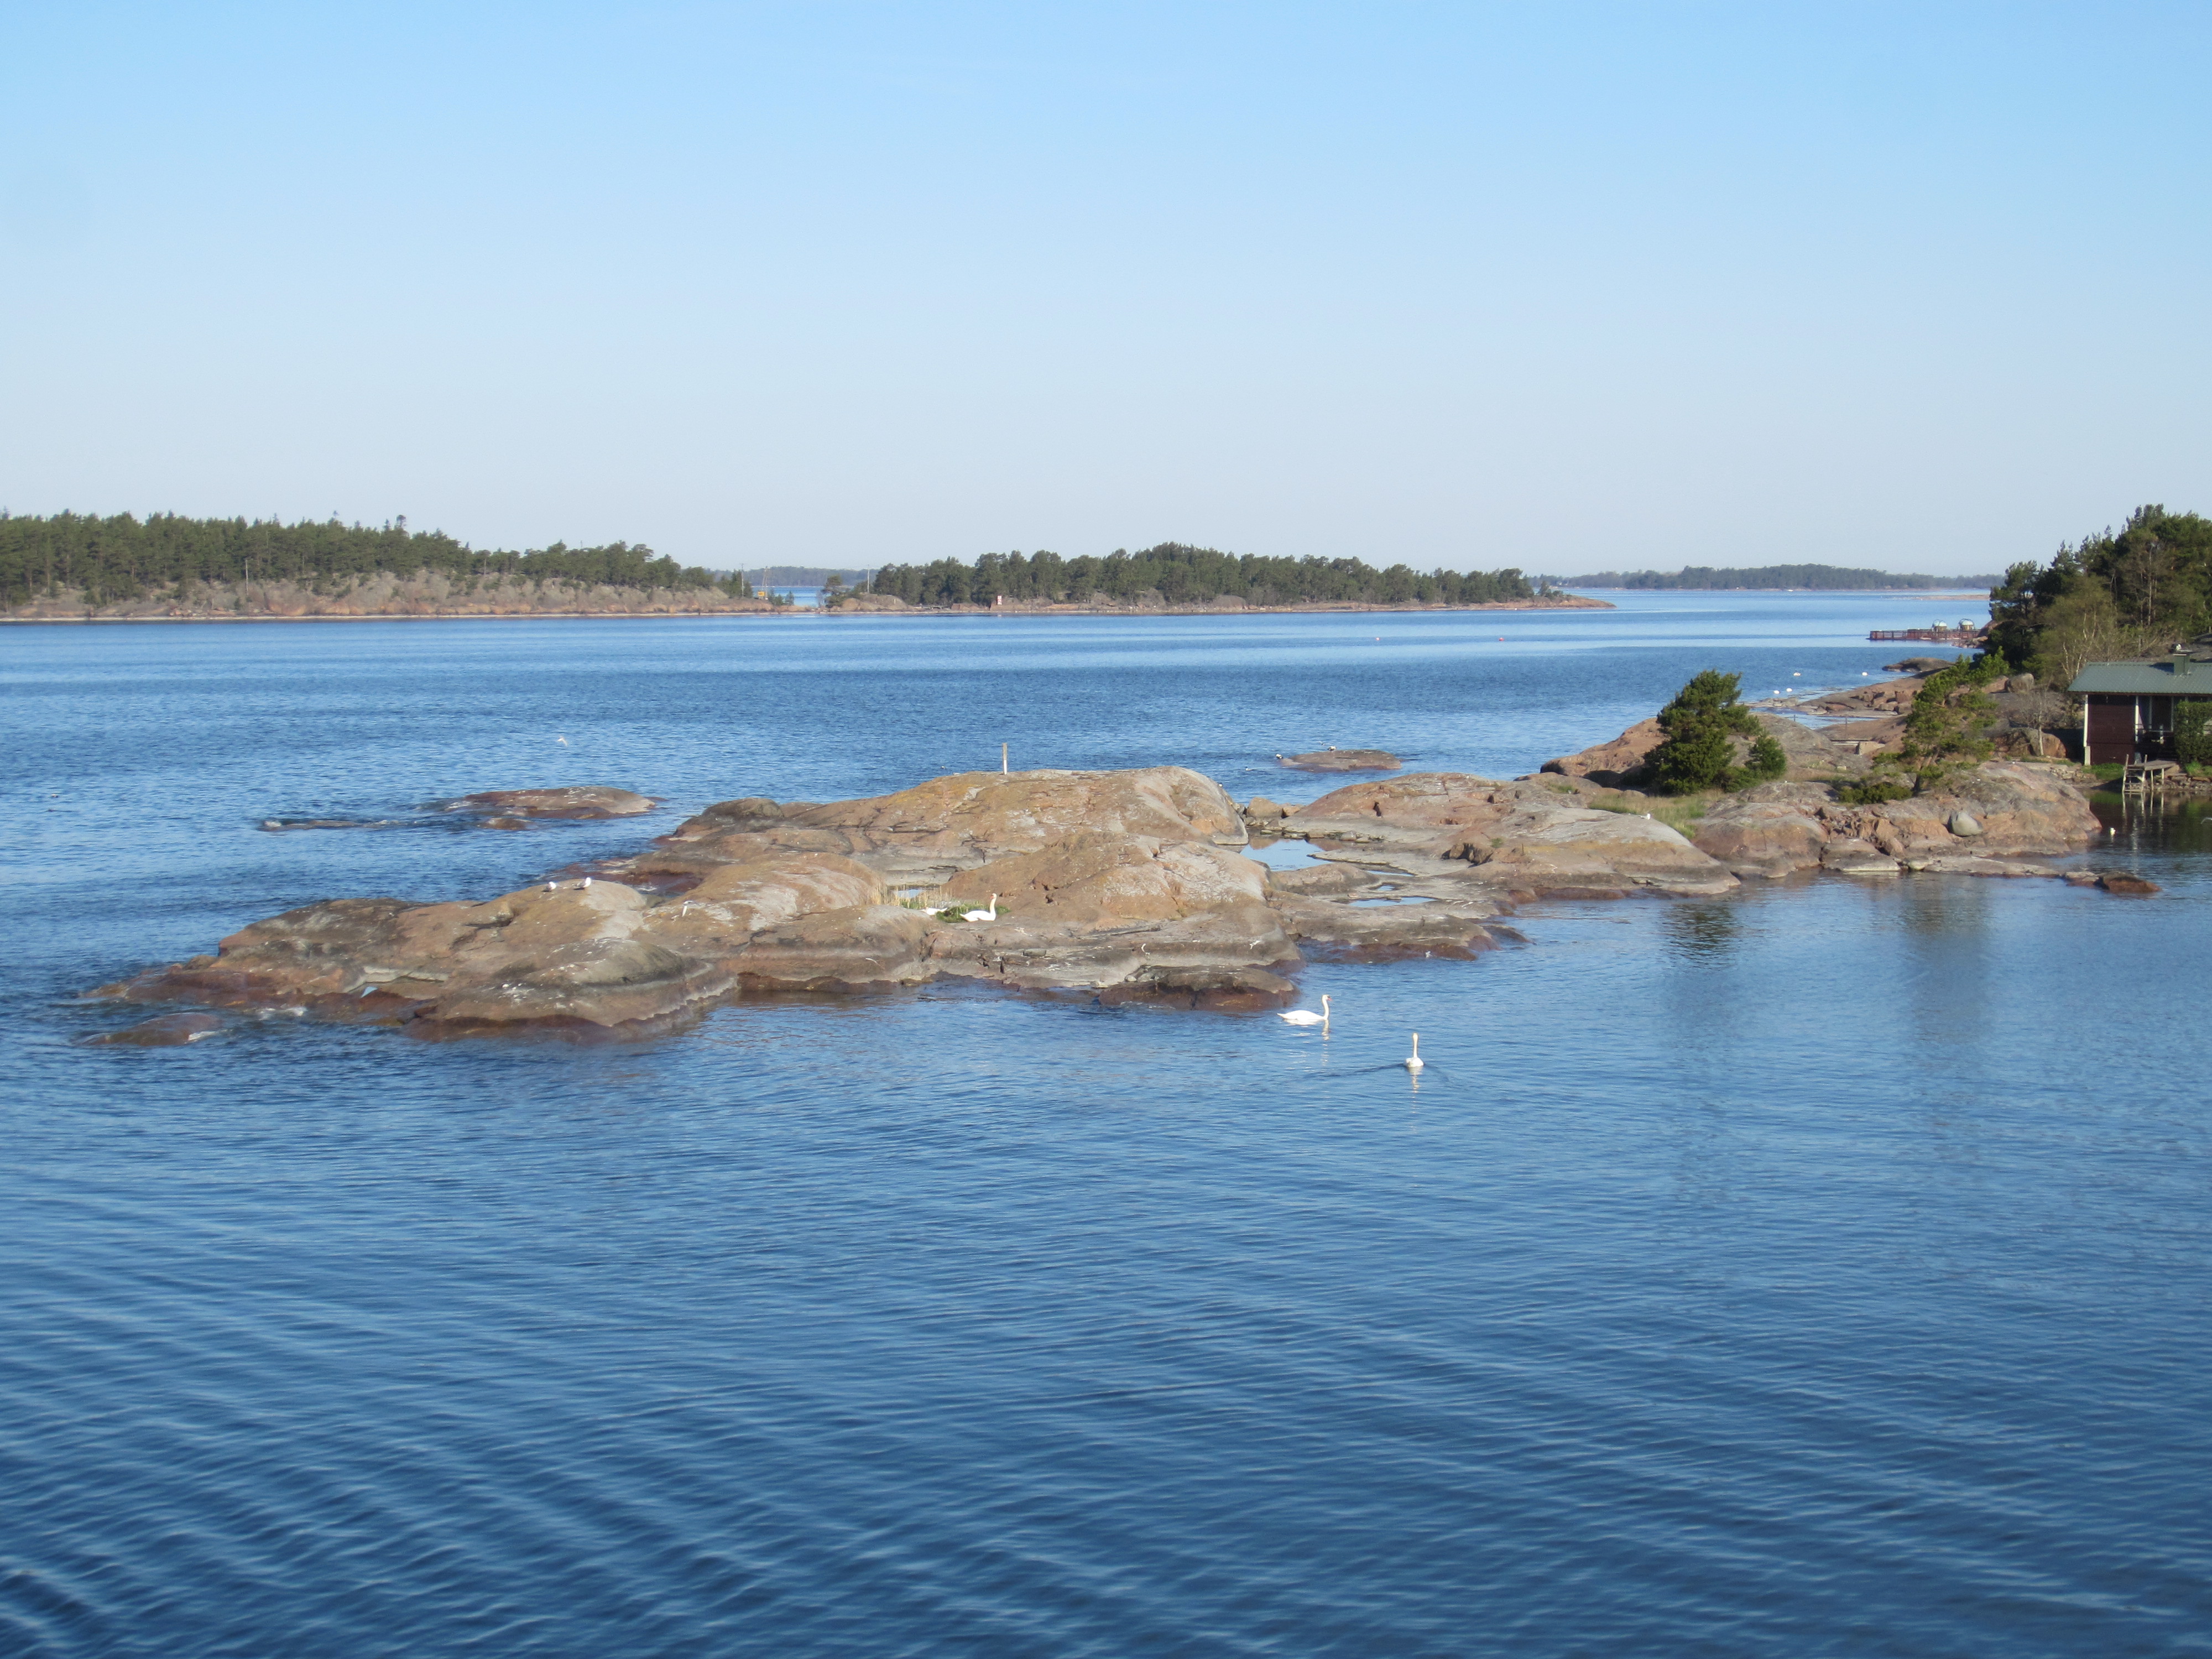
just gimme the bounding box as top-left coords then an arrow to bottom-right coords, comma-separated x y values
2070,656 -> 2212,695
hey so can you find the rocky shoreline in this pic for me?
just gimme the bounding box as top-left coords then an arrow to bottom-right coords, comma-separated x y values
86,695 -> 2136,1043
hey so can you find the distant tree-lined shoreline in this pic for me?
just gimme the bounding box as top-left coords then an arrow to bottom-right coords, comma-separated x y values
0,512 -> 726,607
865,544 -> 1543,608
1556,564 -> 1996,591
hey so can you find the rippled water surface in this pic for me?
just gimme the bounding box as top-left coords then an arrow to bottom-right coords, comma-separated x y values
4,596 -> 2209,1657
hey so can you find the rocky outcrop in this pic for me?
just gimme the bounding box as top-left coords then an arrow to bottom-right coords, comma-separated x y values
1693,764 -> 2103,878
1688,784 -> 1832,878
655,766 -> 1248,885
1277,748 -> 1402,773
1281,773 -> 1737,898
1542,718 -> 1663,786
89,768 -> 1354,1035
93,882 -> 739,1035
84,743 -> 2118,1042
441,786 -> 656,820
1798,675 -> 1926,718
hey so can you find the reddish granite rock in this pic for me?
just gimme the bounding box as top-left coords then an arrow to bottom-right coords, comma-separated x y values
2099,873 -> 2159,895
728,905 -> 940,993
660,766 -> 1248,883
1542,718 -> 1663,786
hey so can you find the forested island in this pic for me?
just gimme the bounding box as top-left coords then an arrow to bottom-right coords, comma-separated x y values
858,544 -> 1574,609
2,511 -> 731,602
1557,564 -> 1997,591
3,517 -> 1601,620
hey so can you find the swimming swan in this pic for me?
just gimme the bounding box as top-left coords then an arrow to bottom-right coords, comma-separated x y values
1277,994 -> 1331,1028
1403,1033 -> 1424,1072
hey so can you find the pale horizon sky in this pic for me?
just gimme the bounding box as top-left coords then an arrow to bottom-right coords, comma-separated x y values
4,2 -> 2207,578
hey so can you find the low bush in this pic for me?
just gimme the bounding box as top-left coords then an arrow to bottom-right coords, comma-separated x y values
1836,779 -> 1912,805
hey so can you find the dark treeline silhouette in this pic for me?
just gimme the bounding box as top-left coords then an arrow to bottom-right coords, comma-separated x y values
1560,564 -> 1996,591
865,544 -> 1540,608
1,512 -> 721,606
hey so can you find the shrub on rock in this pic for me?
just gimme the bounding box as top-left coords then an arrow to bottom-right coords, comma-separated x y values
1647,671 -> 1783,794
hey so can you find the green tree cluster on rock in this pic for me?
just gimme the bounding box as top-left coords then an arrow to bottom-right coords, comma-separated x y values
1647,670 -> 1788,794
0,512 -> 717,608
2176,701 -> 2212,769
1872,656 -> 2002,792
865,544 -> 1540,608
1985,505 -> 2212,685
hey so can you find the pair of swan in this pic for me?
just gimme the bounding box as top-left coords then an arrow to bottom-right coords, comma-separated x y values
1275,995 -> 1425,1070
922,893 -> 999,922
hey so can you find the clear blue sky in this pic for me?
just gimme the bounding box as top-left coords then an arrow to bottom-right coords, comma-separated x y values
3,2 -> 2206,575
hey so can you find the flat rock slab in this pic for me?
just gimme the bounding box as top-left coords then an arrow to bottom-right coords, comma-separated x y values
441,786 -> 657,820
1277,749 -> 1402,773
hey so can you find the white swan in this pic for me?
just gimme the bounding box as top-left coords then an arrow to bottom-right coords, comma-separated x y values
1277,994 -> 1330,1028
1403,1032 -> 1424,1072
963,894 -> 999,922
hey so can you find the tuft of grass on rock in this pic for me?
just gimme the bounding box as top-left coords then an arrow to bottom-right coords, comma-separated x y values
1589,791 -> 1714,835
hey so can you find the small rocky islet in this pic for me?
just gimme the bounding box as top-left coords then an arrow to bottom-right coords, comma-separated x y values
86,678 -> 2131,1044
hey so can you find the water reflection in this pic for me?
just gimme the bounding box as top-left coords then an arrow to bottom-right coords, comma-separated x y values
1662,901 -> 1741,959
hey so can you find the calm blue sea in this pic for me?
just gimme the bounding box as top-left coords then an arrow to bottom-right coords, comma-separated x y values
4,594 -> 2208,1659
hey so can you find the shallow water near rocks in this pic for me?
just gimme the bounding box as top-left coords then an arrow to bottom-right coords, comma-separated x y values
4,595 -> 2209,1657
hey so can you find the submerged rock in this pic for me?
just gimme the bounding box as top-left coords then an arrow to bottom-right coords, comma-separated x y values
441,786 -> 656,820
80,1011 -> 226,1046
2099,873 -> 2160,895
1277,748 -> 1402,773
